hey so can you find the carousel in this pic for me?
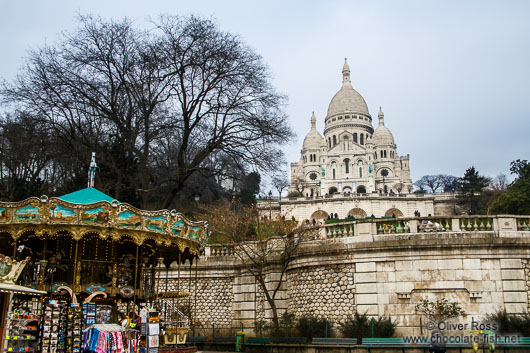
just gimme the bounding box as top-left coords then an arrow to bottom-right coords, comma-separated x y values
0,155 -> 208,353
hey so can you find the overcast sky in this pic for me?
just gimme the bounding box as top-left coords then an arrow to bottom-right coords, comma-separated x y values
1,0 -> 529,185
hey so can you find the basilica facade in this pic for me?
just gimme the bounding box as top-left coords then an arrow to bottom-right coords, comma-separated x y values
289,61 -> 413,199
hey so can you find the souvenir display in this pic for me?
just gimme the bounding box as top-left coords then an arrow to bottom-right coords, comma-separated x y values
82,303 -> 96,329
81,324 -> 140,353
95,305 -> 112,324
4,312 -> 40,352
66,304 -> 82,353
40,300 -> 67,353
146,312 -> 159,353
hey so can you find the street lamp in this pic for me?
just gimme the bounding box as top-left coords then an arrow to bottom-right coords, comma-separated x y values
381,169 -> 388,194
268,190 -> 273,220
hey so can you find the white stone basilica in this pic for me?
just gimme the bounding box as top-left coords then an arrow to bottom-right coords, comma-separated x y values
289,61 -> 413,199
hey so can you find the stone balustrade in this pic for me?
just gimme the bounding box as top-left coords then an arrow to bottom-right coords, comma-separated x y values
320,215 -> 529,239
206,244 -> 235,257
204,215 -> 530,256
518,216 -> 530,230
282,192 -> 439,201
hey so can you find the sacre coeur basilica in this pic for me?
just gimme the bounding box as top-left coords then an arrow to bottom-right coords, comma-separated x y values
282,61 -> 442,222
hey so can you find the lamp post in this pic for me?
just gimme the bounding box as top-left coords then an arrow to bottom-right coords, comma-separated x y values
381,169 -> 388,195
268,190 -> 272,220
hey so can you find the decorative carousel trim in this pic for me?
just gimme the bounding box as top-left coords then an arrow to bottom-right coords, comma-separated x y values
0,196 -> 209,251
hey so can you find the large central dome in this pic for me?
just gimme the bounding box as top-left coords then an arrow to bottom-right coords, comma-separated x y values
326,61 -> 369,117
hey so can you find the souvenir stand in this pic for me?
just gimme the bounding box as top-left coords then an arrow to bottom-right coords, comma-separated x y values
0,254 -> 47,352
0,181 -> 209,353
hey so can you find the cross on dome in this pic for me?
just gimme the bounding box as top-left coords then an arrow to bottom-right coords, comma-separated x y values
342,58 -> 351,85
378,107 -> 385,125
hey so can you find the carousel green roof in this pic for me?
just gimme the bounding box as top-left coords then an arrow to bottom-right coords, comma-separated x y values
58,187 -> 117,205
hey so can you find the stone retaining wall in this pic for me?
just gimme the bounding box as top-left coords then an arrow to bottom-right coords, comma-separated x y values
162,229 -> 530,335
158,276 -> 234,327
287,263 -> 355,324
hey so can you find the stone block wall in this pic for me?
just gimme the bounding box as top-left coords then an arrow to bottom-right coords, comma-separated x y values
161,229 -> 530,335
158,276 -> 234,327
521,259 -> 530,311
287,264 -> 355,324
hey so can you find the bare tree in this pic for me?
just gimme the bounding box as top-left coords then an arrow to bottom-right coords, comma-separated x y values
2,15 -> 294,208
414,174 -> 459,193
292,174 -> 306,194
203,201 -> 316,329
271,172 -> 290,200
0,113 -> 65,200
414,175 -> 443,193
439,175 -> 459,193
490,174 -> 509,191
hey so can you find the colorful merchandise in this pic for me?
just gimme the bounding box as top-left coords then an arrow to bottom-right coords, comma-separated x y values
82,324 -> 139,353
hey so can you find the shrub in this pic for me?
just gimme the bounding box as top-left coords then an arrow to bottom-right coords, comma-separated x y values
340,312 -> 396,338
340,312 -> 370,338
486,309 -> 530,336
255,312 -> 298,337
288,191 -> 304,198
253,320 -> 267,337
296,315 -> 331,339
415,298 -> 466,323
374,316 -> 397,337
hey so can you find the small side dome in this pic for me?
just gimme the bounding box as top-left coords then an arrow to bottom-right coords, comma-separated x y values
372,108 -> 395,146
303,112 -> 325,149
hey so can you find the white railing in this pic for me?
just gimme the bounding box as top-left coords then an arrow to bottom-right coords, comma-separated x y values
205,215 -> 530,256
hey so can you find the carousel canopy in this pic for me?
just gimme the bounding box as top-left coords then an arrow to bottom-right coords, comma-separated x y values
0,282 -> 47,295
58,188 -> 117,205
0,187 -> 208,256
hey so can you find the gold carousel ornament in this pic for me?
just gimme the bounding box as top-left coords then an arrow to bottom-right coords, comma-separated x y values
0,153 -> 209,351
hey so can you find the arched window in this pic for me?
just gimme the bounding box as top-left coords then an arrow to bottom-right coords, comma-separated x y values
380,150 -> 383,158
384,150 -> 387,158
357,185 -> 366,194
353,133 -> 358,143
344,158 -> 350,173
333,135 -> 337,146
333,169 -> 336,179
374,152 -> 377,160
360,134 -> 364,145
347,207 -> 367,218
328,137 -> 331,148
359,167 -> 362,178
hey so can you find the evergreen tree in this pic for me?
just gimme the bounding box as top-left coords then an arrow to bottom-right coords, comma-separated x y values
238,171 -> 261,205
457,166 -> 491,214
491,160 -> 530,215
